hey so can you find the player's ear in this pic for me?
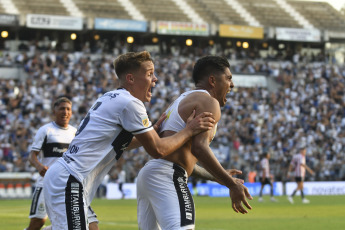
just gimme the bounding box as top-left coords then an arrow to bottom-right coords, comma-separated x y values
209,75 -> 216,87
126,73 -> 135,84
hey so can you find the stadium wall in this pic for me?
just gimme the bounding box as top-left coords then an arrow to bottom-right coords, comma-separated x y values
1,173 -> 345,199
104,181 -> 345,200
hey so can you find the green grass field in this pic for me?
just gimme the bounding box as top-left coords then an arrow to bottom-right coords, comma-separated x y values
1,195 -> 344,230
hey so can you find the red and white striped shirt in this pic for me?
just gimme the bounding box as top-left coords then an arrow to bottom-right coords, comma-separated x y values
290,153 -> 306,178
260,158 -> 270,178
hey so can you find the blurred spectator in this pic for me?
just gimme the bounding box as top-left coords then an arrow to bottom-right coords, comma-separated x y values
0,46 -> 344,183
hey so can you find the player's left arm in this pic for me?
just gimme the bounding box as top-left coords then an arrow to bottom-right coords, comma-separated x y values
191,98 -> 252,214
191,164 -> 244,184
301,163 -> 315,175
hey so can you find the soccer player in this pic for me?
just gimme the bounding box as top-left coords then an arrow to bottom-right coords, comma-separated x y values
258,152 -> 277,202
117,166 -> 126,199
43,51 -> 215,230
137,55 -> 252,230
287,147 -> 315,204
25,97 -> 99,230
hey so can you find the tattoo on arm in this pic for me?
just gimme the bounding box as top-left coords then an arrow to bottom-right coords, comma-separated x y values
191,164 -> 216,181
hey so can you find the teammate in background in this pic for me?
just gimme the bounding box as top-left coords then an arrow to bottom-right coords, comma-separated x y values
117,166 -> 126,199
137,55 -> 252,230
258,153 -> 277,202
25,97 -> 99,230
43,51 -> 215,230
287,147 -> 315,204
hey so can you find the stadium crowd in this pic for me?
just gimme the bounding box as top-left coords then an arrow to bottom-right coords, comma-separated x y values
1,42 -> 345,185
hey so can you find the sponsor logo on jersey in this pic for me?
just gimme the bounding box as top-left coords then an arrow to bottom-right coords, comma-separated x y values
186,212 -> 193,220
38,203 -> 45,212
141,115 -> 149,127
177,176 -> 193,213
53,147 -> 68,153
166,110 -> 173,121
70,182 -> 82,229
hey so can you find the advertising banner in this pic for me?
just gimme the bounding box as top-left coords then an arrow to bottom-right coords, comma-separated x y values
157,21 -> 209,36
285,181 -> 345,195
0,14 -> 18,26
191,182 -> 283,197
106,183 -> 137,199
94,18 -> 147,32
104,181 -> 345,199
26,14 -> 83,30
219,24 -> 263,39
276,27 -> 321,42
233,74 -> 268,88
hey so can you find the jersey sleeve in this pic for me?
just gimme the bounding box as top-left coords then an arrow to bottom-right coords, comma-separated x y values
261,159 -> 267,169
120,99 -> 153,135
30,125 -> 48,152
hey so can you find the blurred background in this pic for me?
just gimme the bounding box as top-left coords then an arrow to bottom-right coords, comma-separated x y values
0,0 -> 345,199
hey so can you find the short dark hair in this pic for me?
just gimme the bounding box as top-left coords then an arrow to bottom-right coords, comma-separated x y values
113,51 -> 153,80
53,97 -> 72,108
192,55 -> 230,84
262,152 -> 269,158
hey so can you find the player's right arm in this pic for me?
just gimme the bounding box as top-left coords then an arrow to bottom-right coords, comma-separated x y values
134,110 -> 215,158
190,96 -> 252,214
28,150 -> 48,177
29,126 -> 49,177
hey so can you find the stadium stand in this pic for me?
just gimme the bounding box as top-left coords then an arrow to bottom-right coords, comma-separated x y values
0,0 -> 343,31
130,0 -> 190,22
1,45 -> 345,183
240,0 -> 302,28
288,0 -> 345,31
11,0 -> 68,16
185,0 -> 248,25
73,0 -> 130,19
0,4 -> 6,14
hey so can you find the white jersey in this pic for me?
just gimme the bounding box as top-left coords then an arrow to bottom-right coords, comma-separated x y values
31,122 -> 76,187
161,89 -> 214,133
117,170 -> 126,183
59,88 -> 153,184
260,158 -> 270,178
290,153 -> 306,178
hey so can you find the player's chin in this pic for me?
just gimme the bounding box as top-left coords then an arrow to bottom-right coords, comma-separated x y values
144,95 -> 152,102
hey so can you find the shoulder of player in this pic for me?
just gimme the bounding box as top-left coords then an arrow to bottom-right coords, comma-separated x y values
37,122 -> 54,132
193,94 -> 221,118
68,125 -> 77,132
186,92 -> 218,106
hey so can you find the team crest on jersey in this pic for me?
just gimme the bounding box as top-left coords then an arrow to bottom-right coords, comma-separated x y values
141,115 -> 149,127
38,203 -> 45,212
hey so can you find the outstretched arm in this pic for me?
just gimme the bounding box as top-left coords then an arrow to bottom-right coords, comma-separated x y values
191,98 -> 252,214
191,164 -> 244,184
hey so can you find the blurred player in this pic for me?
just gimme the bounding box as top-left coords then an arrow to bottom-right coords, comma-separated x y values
25,97 -> 99,230
287,147 -> 314,204
258,152 -> 277,202
137,55 -> 252,230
